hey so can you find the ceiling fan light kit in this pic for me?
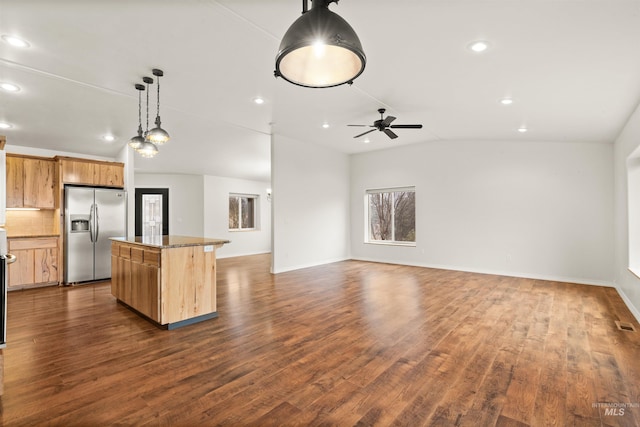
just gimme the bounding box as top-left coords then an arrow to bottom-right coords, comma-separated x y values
275,0 -> 366,88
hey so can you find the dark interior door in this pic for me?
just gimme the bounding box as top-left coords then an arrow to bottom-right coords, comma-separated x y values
135,188 -> 169,236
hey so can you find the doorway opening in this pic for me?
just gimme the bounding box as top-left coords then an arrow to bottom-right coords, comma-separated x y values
135,188 -> 169,236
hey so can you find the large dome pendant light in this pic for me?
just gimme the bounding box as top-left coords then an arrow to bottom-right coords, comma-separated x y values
274,0 -> 366,88
145,68 -> 170,145
137,76 -> 159,158
128,83 -> 146,150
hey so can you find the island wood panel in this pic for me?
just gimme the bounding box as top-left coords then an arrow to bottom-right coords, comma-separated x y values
111,244 -> 132,307
130,262 -> 160,321
160,245 -> 216,325
111,242 -> 161,323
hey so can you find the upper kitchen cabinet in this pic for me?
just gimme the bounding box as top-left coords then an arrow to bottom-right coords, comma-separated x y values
6,154 -> 56,209
58,157 -> 124,188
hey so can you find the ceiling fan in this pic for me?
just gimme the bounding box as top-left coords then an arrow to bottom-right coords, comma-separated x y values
348,108 -> 423,139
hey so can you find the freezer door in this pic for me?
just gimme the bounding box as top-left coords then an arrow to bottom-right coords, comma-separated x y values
65,187 -> 95,283
94,189 -> 126,280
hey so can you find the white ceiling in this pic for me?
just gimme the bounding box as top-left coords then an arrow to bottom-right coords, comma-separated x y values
1,0 -> 639,183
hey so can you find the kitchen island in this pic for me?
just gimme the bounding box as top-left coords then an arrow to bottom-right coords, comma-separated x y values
110,236 -> 229,329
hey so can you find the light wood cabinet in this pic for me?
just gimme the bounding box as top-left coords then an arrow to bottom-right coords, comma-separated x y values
6,155 -> 24,208
59,157 -> 124,188
24,159 -> 56,208
111,237 -> 228,328
6,155 -> 56,209
8,237 -> 59,289
96,163 -> 124,187
111,242 -> 160,321
60,158 -> 95,185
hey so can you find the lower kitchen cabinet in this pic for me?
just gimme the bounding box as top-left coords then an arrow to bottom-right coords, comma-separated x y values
111,243 -> 160,322
8,237 -> 59,289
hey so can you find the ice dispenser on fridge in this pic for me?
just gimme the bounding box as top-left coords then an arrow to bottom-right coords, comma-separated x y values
70,215 -> 90,232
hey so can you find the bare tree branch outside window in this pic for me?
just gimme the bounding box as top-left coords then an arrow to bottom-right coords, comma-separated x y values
229,195 -> 256,230
368,189 -> 415,243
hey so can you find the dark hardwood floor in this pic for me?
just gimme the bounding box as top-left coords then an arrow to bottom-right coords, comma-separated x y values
1,254 -> 639,426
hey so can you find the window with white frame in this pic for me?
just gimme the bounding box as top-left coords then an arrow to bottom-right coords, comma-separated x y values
365,187 -> 416,245
229,194 -> 257,231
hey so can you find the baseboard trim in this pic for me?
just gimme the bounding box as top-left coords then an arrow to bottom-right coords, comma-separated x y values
350,256 -> 615,288
217,251 -> 271,259
615,286 -> 640,324
271,257 -> 350,274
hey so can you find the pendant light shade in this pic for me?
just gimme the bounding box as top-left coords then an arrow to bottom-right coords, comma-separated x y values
137,141 -> 159,158
129,83 -> 146,150
275,0 -> 366,88
145,68 -> 170,145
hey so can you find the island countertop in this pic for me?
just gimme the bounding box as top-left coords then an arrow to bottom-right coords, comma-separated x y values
110,235 -> 230,249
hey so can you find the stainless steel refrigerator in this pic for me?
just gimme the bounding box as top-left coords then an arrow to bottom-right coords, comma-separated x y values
64,186 -> 127,283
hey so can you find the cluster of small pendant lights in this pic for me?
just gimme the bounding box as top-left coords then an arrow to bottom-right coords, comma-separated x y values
129,69 -> 170,158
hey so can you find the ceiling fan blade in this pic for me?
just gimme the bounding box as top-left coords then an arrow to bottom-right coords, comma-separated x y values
389,124 -> 423,129
384,129 -> 398,139
382,116 -> 397,126
347,124 -> 370,127
354,129 -> 377,138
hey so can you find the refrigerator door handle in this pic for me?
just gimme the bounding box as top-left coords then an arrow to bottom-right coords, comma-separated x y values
95,204 -> 100,242
89,204 -> 95,243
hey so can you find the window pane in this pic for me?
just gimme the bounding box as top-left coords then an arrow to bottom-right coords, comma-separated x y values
229,197 -> 239,229
369,192 -> 392,241
241,197 -> 255,229
394,191 -> 415,242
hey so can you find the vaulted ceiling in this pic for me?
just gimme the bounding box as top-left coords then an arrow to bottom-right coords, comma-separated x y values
1,0 -> 639,182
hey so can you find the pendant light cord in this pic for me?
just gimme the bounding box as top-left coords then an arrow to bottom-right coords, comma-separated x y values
145,80 -> 150,132
156,75 -> 161,117
137,89 -> 142,134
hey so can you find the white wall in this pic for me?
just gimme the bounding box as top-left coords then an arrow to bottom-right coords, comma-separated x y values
116,146 -> 136,237
614,101 -> 640,321
351,140 -> 614,286
134,173 -> 204,236
271,134 -> 350,273
203,175 -> 271,258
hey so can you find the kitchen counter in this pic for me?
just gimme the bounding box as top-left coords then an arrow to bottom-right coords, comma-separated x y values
110,235 -> 229,249
110,236 -> 229,329
8,234 -> 60,239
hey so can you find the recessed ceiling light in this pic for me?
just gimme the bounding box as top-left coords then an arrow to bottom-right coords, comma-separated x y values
322,123 -> 330,129
0,82 -> 20,92
364,138 -> 370,144
468,40 -> 490,53
103,134 -> 116,142
253,97 -> 265,105
1,35 -> 30,48
518,127 -> 528,133
0,122 -> 13,129
500,98 -> 513,105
